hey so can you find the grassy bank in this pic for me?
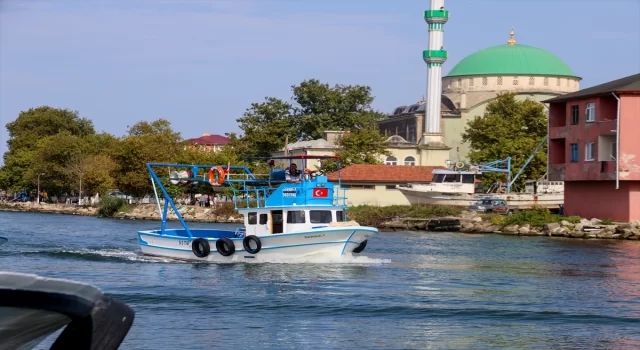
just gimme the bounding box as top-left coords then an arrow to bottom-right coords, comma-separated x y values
346,204 -> 464,227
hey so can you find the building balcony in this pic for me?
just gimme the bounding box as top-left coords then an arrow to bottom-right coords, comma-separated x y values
424,10 -> 449,24
423,50 -> 447,64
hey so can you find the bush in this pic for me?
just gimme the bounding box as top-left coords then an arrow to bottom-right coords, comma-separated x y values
97,196 -> 128,217
600,218 -> 614,225
346,204 -> 463,226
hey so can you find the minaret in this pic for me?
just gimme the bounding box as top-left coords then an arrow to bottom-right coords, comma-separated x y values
421,0 -> 449,150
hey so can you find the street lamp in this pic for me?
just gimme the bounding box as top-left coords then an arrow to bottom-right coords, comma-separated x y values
37,173 -> 45,204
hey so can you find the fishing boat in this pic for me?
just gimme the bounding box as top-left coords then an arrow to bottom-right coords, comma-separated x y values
397,157 -> 564,210
137,156 -> 378,262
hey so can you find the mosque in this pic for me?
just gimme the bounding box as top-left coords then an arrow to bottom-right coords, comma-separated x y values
378,3 -> 581,166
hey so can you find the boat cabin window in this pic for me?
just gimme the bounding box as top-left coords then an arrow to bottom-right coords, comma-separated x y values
462,175 -> 475,184
259,214 -> 268,225
443,174 -> 461,183
248,212 -> 257,225
310,210 -> 332,224
287,210 -> 306,224
336,210 -> 344,222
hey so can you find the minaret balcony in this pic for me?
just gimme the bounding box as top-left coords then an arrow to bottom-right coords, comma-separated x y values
423,50 -> 448,64
424,10 -> 449,24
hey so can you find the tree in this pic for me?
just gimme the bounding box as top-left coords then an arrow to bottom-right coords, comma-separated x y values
234,79 -> 387,158
0,106 -> 96,192
320,126 -> 391,173
236,98 -> 296,157
113,119 -> 183,197
461,92 -> 548,190
292,79 -> 386,140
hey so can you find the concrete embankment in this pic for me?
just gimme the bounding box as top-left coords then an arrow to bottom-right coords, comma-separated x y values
379,211 -> 640,241
2,202 -> 640,240
0,202 -> 244,223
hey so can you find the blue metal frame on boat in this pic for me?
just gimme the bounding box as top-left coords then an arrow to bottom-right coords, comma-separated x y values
145,155 -> 348,240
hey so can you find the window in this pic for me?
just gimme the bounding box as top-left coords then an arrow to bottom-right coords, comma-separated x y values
570,105 -> 579,124
482,77 -> 488,86
586,103 -> 595,122
513,76 -> 519,85
468,78 -> 474,87
529,77 -> 534,85
287,210 -> 305,224
570,143 -> 579,162
310,210 -> 332,224
611,142 -> 617,160
404,156 -> 416,166
259,214 -> 268,225
385,156 -> 397,165
497,77 -> 503,85
462,175 -> 475,184
557,78 -> 561,86
544,77 -> 548,86
336,210 -> 344,222
585,142 -> 594,161
385,185 -> 398,190
248,212 -> 257,225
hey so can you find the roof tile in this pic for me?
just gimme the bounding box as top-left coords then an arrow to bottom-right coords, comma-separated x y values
326,164 -> 447,183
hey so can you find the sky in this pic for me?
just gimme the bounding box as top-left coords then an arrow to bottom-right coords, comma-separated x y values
1,0 -> 639,160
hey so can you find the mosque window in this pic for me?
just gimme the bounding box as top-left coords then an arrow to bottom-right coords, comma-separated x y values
529,77 -> 534,85
457,78 -> 461,88
544,77 -> 549,86
482,77 -> 488,86
513,77 -> 519,86
557,78 -> 561,86
497,77 -> 503,85
468,78 -> 474,87
566,79 -> 570,87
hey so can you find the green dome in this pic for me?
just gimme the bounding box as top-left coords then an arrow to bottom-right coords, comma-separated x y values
445,44 -> 578,78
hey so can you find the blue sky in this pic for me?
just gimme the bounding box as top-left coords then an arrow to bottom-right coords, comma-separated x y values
1,0 -> 639,160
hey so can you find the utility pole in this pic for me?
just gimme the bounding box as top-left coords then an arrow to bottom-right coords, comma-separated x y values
37,173 -> 45,204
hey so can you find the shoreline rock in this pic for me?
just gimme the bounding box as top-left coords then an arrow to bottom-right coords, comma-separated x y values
2,202 -> 640,241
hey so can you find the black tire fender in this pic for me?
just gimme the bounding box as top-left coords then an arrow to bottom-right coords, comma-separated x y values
242,235 -> 262,254
216,237 -> 236,256
192,238 -> 210,258
352,239 -> 367,254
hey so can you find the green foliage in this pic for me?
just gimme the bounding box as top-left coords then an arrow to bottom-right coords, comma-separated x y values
96,196 -> 128,217
600,218 -> 614,225
321,126 -> 391,173
292,79 -> 386,140
490,215 -> 507,226
113,119 -> 182,197
346,204 -> 464,226
462,92 -> 548,189
565,216 -> 581,224
234,79 -> 387,158
236,98 -> 296,157
0,106 -> 96,192
501,207 -> 564,227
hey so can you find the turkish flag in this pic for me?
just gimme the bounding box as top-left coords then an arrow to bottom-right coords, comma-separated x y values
313,188 -> 328,197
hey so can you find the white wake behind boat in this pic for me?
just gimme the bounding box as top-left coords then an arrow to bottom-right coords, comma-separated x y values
137,155 -> 378,262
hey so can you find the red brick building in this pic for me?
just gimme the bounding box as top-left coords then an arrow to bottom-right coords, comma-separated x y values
183,133 -> 230,152
544,73 -> 640,222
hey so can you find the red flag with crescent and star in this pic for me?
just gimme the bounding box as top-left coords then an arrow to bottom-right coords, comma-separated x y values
313,188 -> 328,197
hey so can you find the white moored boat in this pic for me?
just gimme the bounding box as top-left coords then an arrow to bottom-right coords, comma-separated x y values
397,157 -> 564,210
137,156 -> 378,262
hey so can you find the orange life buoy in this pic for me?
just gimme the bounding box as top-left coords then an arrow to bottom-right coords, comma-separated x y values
208,166 -> 227,186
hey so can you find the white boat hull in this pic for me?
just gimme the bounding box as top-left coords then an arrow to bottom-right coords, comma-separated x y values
137,227 -> 378,262
397,188 -> 564,209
